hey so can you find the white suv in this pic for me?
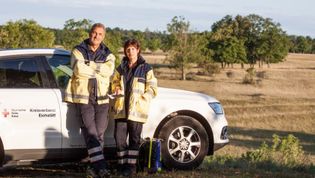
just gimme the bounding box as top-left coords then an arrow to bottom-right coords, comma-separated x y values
0,49 -> 228,169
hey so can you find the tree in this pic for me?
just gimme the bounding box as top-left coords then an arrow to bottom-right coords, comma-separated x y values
245,14 -> 265,66
246,15 -> 289,67
160,31 -> 175,52
147,37 -> 161,52
142,29 -> 163,52
208,14 -> 289,68
288,35 -> 297,53
58,19 -> 92,50
288,35 -> 315,54
0,26 -> 10,48
104,28 -> 123,64
0,19 -> 55,48
312,39 -> 315,53
133,31 -> 147,51
258,19 -> 289,67
209,15 -> 247,68
295,36 -> 312,53
63,19 -> 92,30
167,16 -> 206,80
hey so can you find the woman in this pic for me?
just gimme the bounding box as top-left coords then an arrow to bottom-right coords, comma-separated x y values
111,39 -> 158,176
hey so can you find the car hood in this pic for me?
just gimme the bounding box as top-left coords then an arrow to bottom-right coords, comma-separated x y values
157,87 -> 219,103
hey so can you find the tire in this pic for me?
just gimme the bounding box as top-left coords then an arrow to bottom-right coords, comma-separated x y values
158,115 -> 209,170
0,137 -> 4,167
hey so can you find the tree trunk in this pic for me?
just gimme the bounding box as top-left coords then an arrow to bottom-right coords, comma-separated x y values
241,63 -> 244,69
181,65 -> 186,80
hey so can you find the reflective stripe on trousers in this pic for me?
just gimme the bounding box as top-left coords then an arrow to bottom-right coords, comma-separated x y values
115,119 -> 143,165
117,149 -> 139,165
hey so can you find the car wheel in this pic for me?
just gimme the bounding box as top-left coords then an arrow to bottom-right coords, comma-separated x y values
158,115 -> 209,170
0,137 -> 4,167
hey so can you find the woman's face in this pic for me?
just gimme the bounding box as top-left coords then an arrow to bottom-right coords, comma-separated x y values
126,45 -> 139,61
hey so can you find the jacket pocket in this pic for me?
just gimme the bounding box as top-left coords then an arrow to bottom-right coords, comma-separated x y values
114,97 -> 124,113
136,95 -> 150,115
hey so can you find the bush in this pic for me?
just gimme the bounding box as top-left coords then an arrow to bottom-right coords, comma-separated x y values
226,70 -> 235,78
202,134 -> 314,175
256,71 -> 267,79
243,142 -> 271,163
202,62 -> 220,76
243,67 -> 256,84
243,68 -> 265,86
242,134 -> 310,169
186,72 -> 197,80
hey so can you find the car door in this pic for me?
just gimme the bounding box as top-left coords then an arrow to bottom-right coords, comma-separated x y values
0,56 -> 62,152
45,54 -> 116,151
45,54 -> 85,149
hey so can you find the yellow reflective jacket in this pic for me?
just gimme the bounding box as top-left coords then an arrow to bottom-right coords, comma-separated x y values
110,56 -> 157,123
65,40 -> 115,104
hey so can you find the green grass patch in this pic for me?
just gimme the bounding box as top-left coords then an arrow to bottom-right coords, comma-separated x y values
201,134 -> 315,177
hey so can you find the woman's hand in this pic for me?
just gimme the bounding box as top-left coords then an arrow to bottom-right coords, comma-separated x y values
114,86 -> 123,95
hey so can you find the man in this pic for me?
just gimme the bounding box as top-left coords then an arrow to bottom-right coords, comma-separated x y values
65,23 -> 115,178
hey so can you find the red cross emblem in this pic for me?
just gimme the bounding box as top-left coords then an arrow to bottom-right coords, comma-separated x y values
2,109 -> 10,118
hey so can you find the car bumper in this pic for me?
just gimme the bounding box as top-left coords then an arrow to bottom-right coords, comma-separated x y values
213,125 -> 229,151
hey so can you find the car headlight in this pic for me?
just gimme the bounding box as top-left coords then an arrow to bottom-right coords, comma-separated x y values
208,102 -> 224,115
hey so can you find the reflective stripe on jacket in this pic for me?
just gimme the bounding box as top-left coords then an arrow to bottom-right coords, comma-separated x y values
65,46 -> 115,104
110,56 -> 157,123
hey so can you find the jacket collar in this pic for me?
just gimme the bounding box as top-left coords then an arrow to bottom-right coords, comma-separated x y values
121,55 -> 145,71
75,39 -> 111,62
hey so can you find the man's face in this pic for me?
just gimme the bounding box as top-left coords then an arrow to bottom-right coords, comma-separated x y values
89,27 -> 105,47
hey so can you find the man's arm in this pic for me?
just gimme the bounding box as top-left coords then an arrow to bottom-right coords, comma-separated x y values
71,49 -> 100,78
97,54 -> 116,78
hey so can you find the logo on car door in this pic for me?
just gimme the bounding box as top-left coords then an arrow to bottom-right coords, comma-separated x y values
2,109 -> 10,118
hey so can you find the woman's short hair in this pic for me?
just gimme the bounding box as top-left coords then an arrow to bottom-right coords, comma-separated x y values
124,39 -> 141,56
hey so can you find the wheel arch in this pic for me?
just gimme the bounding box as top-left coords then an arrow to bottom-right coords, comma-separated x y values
153,110 -> 214,155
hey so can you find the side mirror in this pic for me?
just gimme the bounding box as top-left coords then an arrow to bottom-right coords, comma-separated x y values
57,75 -> 69,89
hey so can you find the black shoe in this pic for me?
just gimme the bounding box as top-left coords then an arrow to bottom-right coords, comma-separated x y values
98,168 -> 111,178
122,165 -> 136,177
86,167 -> 99,178
122,167 -> 131,177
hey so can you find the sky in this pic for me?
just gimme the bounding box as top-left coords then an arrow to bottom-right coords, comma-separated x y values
1,0 -> 315,37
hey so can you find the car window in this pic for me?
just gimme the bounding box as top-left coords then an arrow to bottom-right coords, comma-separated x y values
0,58 -> 43,88
46,55 -> 72,89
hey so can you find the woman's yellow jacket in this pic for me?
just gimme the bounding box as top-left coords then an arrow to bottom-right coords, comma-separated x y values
110,56 -> 157,123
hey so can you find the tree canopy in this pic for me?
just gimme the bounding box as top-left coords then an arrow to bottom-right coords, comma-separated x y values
166,16 -> 208,80
0,19 -> 55,48
208,14 -> 290,68
0,15 -> 314,74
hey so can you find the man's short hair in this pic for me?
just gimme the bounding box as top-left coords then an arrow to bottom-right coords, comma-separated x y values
90,23 -> 106,34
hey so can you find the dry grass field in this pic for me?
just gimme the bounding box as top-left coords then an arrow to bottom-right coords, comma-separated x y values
155,53 -> 315,164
